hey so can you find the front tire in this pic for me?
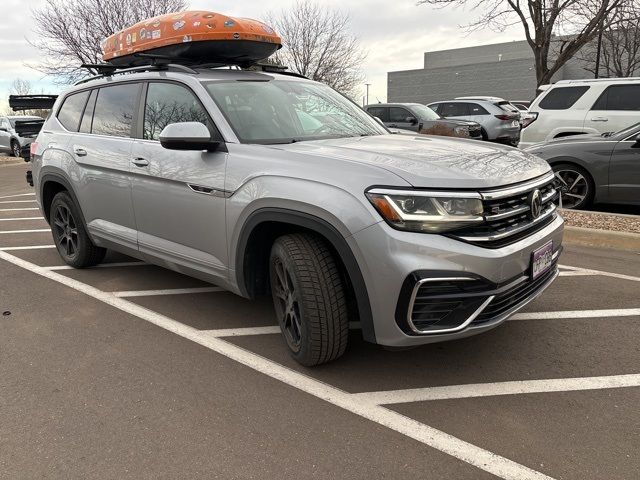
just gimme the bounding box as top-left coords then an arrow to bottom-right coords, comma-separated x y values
269,233 -> 349,366
50,191 -> 106,268
552,163 -> 594,210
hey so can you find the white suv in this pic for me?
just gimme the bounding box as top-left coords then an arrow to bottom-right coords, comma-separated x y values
520,78 -> 640,148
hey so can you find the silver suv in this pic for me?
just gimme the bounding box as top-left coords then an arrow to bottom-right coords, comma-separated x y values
30,66 -> 563,365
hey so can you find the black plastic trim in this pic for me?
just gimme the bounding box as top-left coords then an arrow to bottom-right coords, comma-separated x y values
235,208 -> 376,343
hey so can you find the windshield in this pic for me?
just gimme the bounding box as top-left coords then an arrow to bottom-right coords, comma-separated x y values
410,104 -> 441,121
204,79 -> 387,144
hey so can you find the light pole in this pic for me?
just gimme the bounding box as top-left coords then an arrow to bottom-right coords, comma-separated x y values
365,83 -> 371,106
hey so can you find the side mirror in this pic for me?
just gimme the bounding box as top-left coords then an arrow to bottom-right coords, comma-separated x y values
159,122 -> 223,151
406,116 -> 417,125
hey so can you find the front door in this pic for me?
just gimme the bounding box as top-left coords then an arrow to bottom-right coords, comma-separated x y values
609,134 -> 640,204
388,106 -> 418,131
130,81 -> 228,282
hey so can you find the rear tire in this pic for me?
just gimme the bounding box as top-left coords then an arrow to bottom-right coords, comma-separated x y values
269,233 -> 349,366
11,140 -> 20,158
552,163 -> 594,210
49,191 -> 106,268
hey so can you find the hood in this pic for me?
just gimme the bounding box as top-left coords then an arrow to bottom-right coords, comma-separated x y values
271,134 -> 550,189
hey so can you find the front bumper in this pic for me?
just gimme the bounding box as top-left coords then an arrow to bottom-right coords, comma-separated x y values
348,213 -> 564,346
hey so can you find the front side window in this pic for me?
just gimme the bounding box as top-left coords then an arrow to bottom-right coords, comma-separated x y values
408,104 -> 440,121
92,83 -> 139,137
539,86 -> 589,110
57,91 -> 90,132
592,85 -> 640,111
204,79 -> 386,144
144,82 -> 211,141
389,107 -> 412,123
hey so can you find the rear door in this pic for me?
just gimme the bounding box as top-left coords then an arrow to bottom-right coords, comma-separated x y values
609,132 -> 640,204
68,82 -> 141,255
130,81 -> 228,282
588,84 -> 640,133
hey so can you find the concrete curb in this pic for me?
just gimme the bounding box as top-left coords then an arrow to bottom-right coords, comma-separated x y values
563,226 -> 640,252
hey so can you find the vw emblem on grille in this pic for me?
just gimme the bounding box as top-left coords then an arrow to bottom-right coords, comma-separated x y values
529,189 -> 542,219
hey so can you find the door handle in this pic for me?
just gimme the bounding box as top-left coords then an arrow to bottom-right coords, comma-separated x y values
73,146 -> 87,156
131,157 -> 149,167
591,117 -> 609,122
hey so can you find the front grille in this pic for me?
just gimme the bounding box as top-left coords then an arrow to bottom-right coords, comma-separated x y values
473,263 -> 558,324
449,173 -> 558,248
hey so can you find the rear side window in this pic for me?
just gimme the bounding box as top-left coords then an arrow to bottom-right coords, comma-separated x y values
57,91 -> 90,132
539,86 -> 589,110
389,107 -> 412,123
592,85 -> 640,111
92,83 -> 140,137
143,82 -> 211,141
468,103 -> 489,115
366,106 -> 387,121
441,103 -> 469,117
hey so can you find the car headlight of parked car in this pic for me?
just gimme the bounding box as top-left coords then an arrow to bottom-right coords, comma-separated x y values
366,189 -> 484,233
454,126 -> 468,135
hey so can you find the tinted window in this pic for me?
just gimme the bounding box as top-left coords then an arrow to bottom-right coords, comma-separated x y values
92,84 -> 139,137
441,103 -> 469,117
429,104 -> 440,114
144,82 -> 210,141
79,90 -> 98,134
389,107 -> 412,123
57,91 -> 90,132
539,86 -> 589,110
366,106 -> 387,121
468,103 -> 489,115
592,85 -> 640,111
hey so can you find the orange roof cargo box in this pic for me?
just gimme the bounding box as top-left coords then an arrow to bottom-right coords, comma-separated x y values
101,11 -> 282,67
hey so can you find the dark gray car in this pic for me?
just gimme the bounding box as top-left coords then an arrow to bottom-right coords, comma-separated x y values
525,123 -> 640,209
365,103 -> 482,139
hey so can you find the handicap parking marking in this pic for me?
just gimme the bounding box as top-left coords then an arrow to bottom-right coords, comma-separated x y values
350,374 -> 640,404
0,248 -> 556,480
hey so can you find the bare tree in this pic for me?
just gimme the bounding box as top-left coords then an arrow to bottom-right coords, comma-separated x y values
9,79 -> 32,96
580,2 -> 640,77
418,0 -> 631,86
266,1 -> 367,97
30,0 -> 186,84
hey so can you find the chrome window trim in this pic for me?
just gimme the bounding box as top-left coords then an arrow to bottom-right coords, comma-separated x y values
480,172 -> 555,200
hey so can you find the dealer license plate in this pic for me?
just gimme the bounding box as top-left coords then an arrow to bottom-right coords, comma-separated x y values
531,241 -> 553,280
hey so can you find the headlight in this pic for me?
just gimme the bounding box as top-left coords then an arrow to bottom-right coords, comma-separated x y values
454,126 -> 468,135
366,189 -> 484,233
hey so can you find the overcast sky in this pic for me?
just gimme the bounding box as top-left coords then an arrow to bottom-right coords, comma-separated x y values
0,0 -> 524,111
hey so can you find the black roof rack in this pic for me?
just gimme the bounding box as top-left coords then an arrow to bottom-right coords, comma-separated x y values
74,58 -> 308,86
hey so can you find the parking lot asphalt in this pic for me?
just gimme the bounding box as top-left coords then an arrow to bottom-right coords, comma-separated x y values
1,162 -> 639,480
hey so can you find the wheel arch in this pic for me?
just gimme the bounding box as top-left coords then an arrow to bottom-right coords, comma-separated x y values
39,171 -> 87,227
235,208 -> 376,343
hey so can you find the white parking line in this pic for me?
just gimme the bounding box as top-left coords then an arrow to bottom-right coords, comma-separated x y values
0,200 -> 37,204
204,322 -> 363,338
0,249 -> 554,480
558,271 -> 597,277
0,245 -> 56,251
0,193 -> 35,200
510,308 -> 640,320
351,374 -> 640,404
0,217 -> 45,222
0,229 -> 50,234
45,261 -> 147,270
0,207 -> 39,212
113,287 -> 224,297
560,264 -> 640,282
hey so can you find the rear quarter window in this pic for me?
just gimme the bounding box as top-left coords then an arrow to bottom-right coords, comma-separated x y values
57,91 -> 90,132
538,86 -> 590,110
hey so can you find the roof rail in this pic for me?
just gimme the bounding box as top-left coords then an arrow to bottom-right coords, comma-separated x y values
555,77 -> 640,84
75,62 -> 198,85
